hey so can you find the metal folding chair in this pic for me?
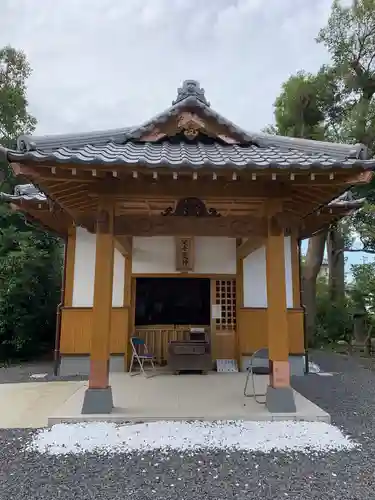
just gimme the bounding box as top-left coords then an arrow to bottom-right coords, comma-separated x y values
129,336 -> 156,377
243,348 -> 270,403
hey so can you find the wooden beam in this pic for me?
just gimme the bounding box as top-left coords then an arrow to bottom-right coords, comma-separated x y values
95,178 -> 292,199
115,235 -> 132,256
109,214 -> 268,237
10,163 -> 97,182
78,209 -> 309,238
12,160 -> 370,187
236,237 -> 264,259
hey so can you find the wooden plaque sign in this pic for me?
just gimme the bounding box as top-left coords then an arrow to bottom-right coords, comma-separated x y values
175,237 -> 194,271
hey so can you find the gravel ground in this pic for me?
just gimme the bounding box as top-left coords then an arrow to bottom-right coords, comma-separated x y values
1,351 -> 375,499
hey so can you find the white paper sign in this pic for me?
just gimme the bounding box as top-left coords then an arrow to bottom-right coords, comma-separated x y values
211,304 -> 222,319
217,359 -> 239,373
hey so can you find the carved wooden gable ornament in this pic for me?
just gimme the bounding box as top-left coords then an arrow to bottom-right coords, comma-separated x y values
162,197 -> 221,217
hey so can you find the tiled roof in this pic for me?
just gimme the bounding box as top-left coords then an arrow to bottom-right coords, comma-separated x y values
1,80 -> 373,169
0,184 -> 46,201
3,141 -> 375,170
328,191 -> 365,208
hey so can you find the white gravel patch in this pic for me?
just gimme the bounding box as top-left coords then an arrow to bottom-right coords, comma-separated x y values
308,361 -> 321,373
307,359 -> 335,376
29,373 -> 48,379
27,421 -> 359,455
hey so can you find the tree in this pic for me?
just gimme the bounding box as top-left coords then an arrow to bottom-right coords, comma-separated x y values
0,46 -> 62,361
317,0 -> 375,152
266,71 -> 333,341
267,0 -> 375,344
351,261 -> 375,314
315,273 -> 354,345
272,72 -> 325,139
302,233 -> 328,342
0,205 -> 62,359
317,0 -> 375,313
0,46 -> 36,192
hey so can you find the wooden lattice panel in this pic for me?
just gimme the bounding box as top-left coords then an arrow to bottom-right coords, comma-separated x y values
215,280 -> 236,331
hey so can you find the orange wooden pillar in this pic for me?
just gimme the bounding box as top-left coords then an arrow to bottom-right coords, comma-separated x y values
124,243 -> 133,370
265,217 -> 296,412
82,201 -> 115,414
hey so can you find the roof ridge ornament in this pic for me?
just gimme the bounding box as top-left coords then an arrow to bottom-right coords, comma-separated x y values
172,80 -> 210,107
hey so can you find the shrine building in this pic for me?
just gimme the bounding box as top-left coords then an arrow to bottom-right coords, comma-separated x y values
1,79 -> 373,415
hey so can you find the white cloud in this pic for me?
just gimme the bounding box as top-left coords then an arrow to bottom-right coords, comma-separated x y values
1,0 -> 334,135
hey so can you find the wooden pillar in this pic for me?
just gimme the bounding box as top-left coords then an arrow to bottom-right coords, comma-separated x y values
265,216 -> 296,412
82,200 -> 115,414
124,239 -> 133,370
235,253 -> 244,367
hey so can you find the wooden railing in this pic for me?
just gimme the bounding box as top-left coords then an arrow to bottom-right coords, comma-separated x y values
135,325 -> 207,364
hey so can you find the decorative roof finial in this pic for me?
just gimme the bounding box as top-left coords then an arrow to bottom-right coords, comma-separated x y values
172,80 -> 210,106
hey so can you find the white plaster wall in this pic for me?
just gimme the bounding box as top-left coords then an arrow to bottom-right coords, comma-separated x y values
132,236 -> 236,275
112,249 -> 125,307
72,227 -> 96,307
243,237 -> 293,308
243,246 -> 268,308
194,237 -> 236,274
132,237 -> 177,274
284,236 -> 293,309
72,227 -> 125,307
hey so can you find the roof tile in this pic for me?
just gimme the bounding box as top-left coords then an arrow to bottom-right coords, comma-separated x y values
5,141 -> 374,169
11,79 -> 370,162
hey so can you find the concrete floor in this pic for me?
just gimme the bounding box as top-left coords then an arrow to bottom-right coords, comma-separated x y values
0,372 -> 330,429
49,372 -> 330,426
0,381 -> 84,428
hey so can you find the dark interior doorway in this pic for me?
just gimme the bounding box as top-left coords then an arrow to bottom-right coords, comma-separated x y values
135,277 -> 211,326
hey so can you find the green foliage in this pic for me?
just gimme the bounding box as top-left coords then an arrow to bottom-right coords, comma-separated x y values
0,204 -> 63,360
317,0 -> 375,81
349,203 -> 375,252
314,277 -> 355,345
0,46 -> 36,145
270,72 -> 326,139
317,0 -> 375,150
268,67 -> 347,142
0,46 -> 36,193
314,260 -> 375,346
0,46 -> 62,362
271,0 -> 375,345
273,72 -> 324,139
351,261 -> 375,313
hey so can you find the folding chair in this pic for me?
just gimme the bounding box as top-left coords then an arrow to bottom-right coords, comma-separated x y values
243,348 -> 269,403
129,336 -> 156,377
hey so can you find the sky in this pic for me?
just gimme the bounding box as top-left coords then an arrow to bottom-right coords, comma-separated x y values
0,0 -> 370,269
